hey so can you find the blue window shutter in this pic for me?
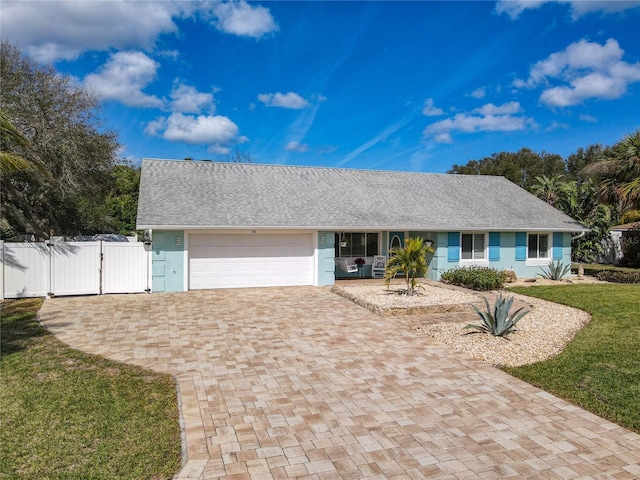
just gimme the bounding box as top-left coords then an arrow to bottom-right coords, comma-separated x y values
447,232 -> 460,262
515,232 -> 527,261
489,232 -> 500,261
553,232 -> 563,260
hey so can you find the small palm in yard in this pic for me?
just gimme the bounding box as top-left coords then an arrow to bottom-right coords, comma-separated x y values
384,237 -> 435,296
466,292 -> 530,337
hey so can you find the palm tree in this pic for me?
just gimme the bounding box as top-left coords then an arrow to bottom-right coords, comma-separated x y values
531,174 -> 567,207
384,237 -> 435,296
584,129 -> 640,210
0,109 -> 34,174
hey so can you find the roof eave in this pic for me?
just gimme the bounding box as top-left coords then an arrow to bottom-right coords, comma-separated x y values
137,224 -> 590,233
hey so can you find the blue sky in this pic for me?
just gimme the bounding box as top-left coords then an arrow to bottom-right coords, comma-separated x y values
2,1 -> 640,173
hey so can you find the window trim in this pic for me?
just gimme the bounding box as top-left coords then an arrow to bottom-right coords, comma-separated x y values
525,232 -> 551,266
459,232 -> 489,265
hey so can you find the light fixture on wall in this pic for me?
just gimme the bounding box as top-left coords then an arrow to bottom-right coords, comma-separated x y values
425,238 -> 433,248
340,232 -> 348,247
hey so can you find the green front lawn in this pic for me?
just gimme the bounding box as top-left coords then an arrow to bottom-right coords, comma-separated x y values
572,262 -> 639,275
0,298 -> 182,479
506,284 -> 640,433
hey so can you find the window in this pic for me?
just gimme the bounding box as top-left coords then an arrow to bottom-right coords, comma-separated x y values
461,233 -> 485,260
335,232 -> 379,257
528,234 -> 549,259
390,234 -> 402,250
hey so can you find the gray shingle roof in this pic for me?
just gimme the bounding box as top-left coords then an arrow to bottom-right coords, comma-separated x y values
136,159 -> 587,232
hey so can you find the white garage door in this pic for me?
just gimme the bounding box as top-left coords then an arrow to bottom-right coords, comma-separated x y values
189,233 -> 314,289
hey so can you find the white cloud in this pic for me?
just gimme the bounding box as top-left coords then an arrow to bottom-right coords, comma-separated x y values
0,1 -> 183,61
145,112 -> 240,151
579,114 -> 597,122
210,0 -> 278,38
258,92 -> 310,109
423,102 -> 534,143
514,38 -> 640,107
422,98 -> 444,116
546,121 -> 570,131
495,1 -> 639,20
473,101 -> 522,115
170,82 -> 214,113
208,145 -> 231,155
495,0 -> 547,19
1,0 -> 277,62
469,87 -> 486,99
434,133 -> 453,144
284,141 -> 309,153
84,51 -> 163,108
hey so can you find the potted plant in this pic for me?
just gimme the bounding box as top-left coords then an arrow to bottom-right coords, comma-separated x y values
355,258 -> 365,268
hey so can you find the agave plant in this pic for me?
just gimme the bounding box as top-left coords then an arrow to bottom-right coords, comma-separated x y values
538,260 -> 571,280
465,292 -> 530,337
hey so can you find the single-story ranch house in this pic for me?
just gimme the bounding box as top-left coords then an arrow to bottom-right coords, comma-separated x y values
136,159 -> 587,292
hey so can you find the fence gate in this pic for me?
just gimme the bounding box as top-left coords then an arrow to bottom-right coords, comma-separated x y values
1,241 -> 150,299
50,242 -> 101,296
102,242 -> 148,294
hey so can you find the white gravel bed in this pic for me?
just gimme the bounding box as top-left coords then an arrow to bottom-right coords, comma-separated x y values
334,283 -> 481,310
418,293 -> 591,367
335,282 -> 592,367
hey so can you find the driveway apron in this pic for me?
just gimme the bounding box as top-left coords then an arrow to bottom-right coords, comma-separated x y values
40,287 -> 640,479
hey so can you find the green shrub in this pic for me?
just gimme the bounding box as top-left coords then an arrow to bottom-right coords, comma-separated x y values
466,292 -> 530,337
440,266 -> 506,291
595,270 -> 640,283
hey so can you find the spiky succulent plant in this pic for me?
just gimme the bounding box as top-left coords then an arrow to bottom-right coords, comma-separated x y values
466,292 -> 530,337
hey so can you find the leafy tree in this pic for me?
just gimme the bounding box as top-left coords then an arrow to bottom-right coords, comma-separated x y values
384,237 -> 435,296
448,148 -> 565,189
530,175 -> 568,208
1,41 -> 119,240
566,144 -> 608,180
0,110 -> 38,174
560,181 -> 613,263
530,175 -> 613,263
584,129 -> 640,211
101,164 -> 141,235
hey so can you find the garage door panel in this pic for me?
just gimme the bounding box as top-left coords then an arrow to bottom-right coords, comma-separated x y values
189,233 -> 313,289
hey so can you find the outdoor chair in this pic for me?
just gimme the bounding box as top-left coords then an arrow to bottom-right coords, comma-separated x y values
335,258 -> 358,274
371,255 -> 386,278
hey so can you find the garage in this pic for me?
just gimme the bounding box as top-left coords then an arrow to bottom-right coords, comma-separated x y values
189,233 -> 314,289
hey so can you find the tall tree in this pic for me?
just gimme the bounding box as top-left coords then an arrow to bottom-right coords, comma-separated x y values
1,41 -> 119,239
584,129 -> 640,211
558,180 -> 613,263
448,148 -> 566,189
532,174 -> 614,263
566,144 -> 608,180
101,164 -> 141,235
530,175 -> 568,208
0,109 -> 38,174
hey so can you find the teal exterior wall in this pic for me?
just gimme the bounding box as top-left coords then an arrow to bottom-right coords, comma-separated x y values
431,231 -> 573,280
317,231 -> 336,286
151,230 -> 184,292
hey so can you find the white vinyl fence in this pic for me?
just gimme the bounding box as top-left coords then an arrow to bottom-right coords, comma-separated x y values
1,241 -> 150,299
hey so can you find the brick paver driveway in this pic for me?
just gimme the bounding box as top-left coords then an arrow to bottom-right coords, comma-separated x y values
40,287 -> 640,479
